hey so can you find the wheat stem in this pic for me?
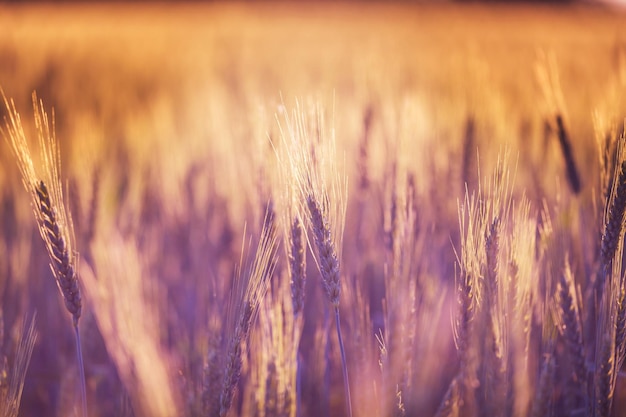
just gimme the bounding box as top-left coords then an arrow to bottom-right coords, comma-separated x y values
74,324 -> 88,417
334,306 -> 353,417
2,314 -> 37,417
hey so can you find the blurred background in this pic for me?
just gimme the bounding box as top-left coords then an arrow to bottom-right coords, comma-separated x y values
1,1 -> 626,416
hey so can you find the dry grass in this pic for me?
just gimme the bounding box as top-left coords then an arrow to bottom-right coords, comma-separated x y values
1,2 -> 626,417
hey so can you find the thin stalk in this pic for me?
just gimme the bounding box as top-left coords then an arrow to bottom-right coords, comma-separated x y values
296,353 -> 302,417
74,324 -> 87,417
335,306 -> 352,417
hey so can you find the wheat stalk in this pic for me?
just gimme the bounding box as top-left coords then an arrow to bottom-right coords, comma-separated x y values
0,315 -> 37,417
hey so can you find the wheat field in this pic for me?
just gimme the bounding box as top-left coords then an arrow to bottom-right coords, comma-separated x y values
1,2 -> 626,417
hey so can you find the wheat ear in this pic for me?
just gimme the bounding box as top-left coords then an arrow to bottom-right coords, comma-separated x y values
556,260 -> 588,414
220,301 -> 253,417
1,93 -> 82,323
277,100 -> 352,416
307,195 -> 341,307
600,160 -> 626,270
219,216 -> 277,417
306,194 -> 352,417
594,332 -> 615,417
555,114 -> 582,194
1,91 -> 86,417
203,336 -> 224,416
289,216 -> 306,316
287,214 -> 306,417
35,180 -> 82,321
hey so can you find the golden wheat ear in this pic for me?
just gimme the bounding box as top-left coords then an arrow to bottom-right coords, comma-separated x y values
1,91 -> 82,325
278,100 -> 352,417
1,91 -> 87,417
35,180 -> 82,323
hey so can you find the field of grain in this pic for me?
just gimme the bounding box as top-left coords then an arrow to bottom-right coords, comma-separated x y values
1,2 -> 626,417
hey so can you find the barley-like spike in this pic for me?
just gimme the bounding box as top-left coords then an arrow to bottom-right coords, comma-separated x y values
289,216 -> 306,315
307,195 -> 341,306
594,333 -> 615,417
219,319 -> 246,417
555,115 -> 582,194
460,115 -> 476,194
219,300 -> 256,417
558,265 -> 588,412
3,91 -> 86,417
219,215 -> 277,417
35,180 -> 82,323
455,269 -> 475,367
601,160 -> 626,269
